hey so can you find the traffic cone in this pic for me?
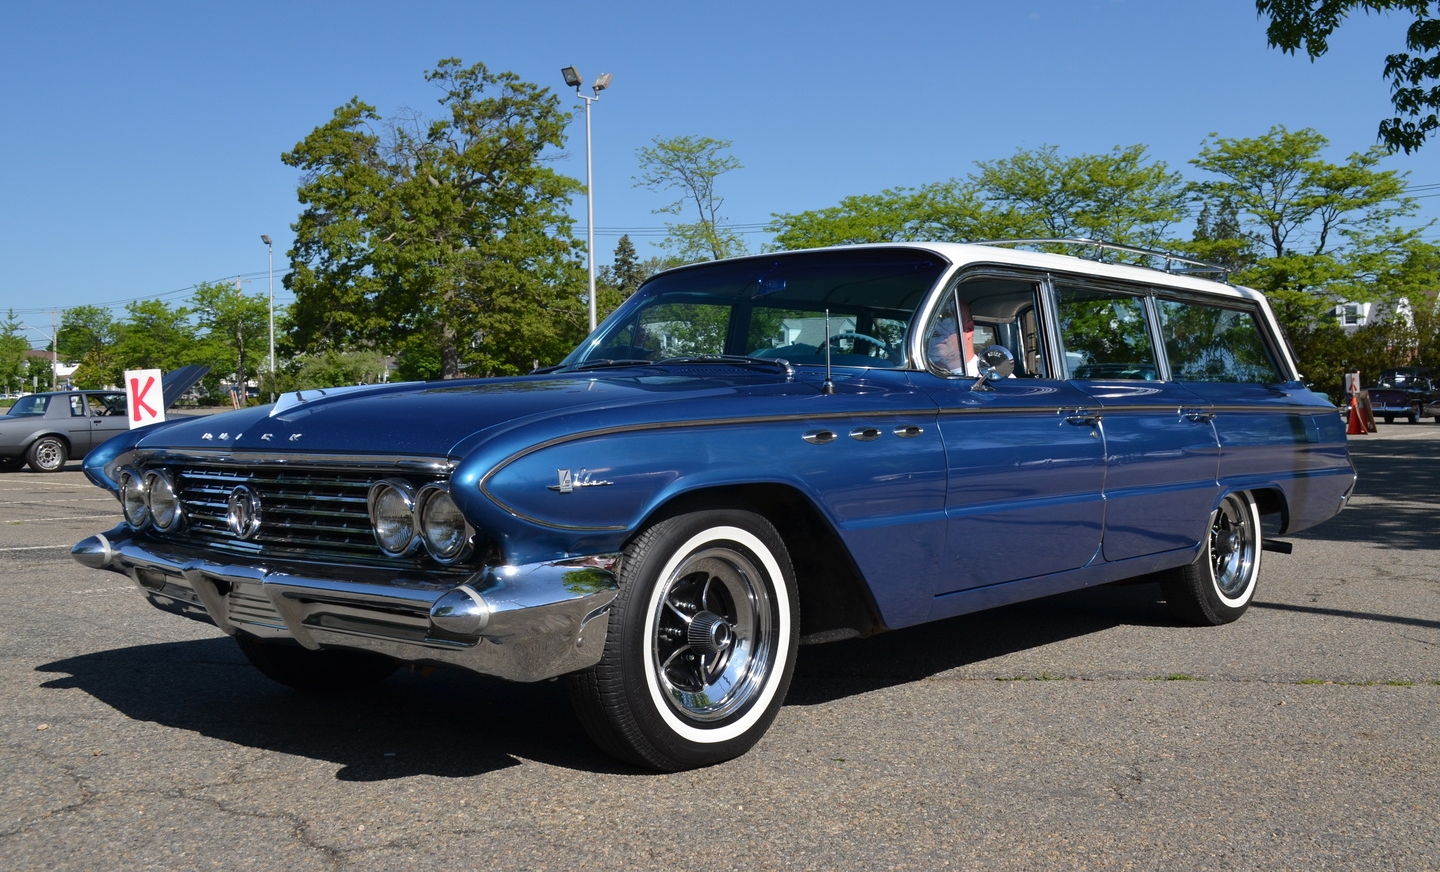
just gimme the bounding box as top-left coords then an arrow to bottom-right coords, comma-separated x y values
1346,395 -> 1366,435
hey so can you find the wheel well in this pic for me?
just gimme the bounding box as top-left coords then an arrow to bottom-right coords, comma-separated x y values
640,484 -> 883,643
1249,487 -> 1288,533
28,432 -> 70,452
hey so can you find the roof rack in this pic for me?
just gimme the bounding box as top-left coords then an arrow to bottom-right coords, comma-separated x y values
970,237 -> 1230,281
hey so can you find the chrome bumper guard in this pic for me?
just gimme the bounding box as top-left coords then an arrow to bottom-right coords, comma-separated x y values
72,526 -> 619,683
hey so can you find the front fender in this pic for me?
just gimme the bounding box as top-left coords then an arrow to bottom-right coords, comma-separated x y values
454,413 -> 948,573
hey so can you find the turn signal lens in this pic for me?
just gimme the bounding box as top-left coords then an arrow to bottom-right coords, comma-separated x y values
368,480 -> 417,556
119,469 -> 150,528
418,485 -> 472,562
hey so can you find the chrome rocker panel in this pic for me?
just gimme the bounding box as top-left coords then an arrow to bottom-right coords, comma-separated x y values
72,526 -> 619,683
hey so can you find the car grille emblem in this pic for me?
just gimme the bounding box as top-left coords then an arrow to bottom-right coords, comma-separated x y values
226,485 -> 263,540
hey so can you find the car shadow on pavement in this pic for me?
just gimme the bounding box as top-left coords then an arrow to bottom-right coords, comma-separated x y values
35,582 -> 1175,777
35,637 -> 631,779
788,580 -> 1173,706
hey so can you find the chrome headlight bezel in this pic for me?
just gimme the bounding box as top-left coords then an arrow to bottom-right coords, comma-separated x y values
119,468 -> 151,528
416,483 -> 474,564
144,470 -> 182,531
368,479 -> 419,557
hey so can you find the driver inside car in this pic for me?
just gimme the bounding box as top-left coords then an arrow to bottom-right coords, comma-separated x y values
926,295 -> 978,376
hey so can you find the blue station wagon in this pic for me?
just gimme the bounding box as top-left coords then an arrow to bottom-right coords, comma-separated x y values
71,241 -> 1355,770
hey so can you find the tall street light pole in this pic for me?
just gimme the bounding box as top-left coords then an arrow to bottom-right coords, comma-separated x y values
561,66 -> 612,333
260,234 -> 274,402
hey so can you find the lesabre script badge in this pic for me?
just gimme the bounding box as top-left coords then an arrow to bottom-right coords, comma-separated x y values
550,468 -> 614,493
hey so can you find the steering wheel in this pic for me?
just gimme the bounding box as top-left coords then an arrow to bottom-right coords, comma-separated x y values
827,331 -> 890,356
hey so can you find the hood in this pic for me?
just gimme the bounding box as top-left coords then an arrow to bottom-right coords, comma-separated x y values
161,365 -> 211,409
130,367 -> 839,458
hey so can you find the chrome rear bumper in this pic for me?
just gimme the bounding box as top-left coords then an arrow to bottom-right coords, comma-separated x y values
72,526 -> 618,683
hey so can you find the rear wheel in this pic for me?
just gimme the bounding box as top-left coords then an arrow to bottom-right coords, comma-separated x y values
27,436 -> 67,472
567,509 -> 799,771
235,635 -> 399,692
1160,491 -> 1261,626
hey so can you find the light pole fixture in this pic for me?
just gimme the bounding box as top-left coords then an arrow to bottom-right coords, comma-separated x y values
260,234 -> 274,402
561,66 -> 613,332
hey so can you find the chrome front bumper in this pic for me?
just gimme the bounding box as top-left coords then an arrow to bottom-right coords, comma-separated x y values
72,526 -> 619,683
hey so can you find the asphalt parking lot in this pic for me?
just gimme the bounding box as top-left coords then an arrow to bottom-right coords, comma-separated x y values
1,426 -> 1436,871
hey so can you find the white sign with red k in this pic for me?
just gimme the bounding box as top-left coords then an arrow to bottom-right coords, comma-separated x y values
124,368 -> 165,429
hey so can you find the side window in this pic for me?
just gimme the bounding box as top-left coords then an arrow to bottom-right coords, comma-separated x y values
70,395 -> 87,417
1056,285 -> 1157,380
924,278 -> 1047,378
1155,298 -> 1283,384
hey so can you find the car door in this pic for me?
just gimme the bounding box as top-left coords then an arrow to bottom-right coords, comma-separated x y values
56,393 -> 97,457
1151,295 -> 1327,488
917,276 -> 1107,598
85,392 -> 131,450
1053,282 -> 1221,563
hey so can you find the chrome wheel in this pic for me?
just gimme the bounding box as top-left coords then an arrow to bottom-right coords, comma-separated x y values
1209,492 -> 1258,605
567,509 -> 798,771
27,436 -> 67,473
650,544 -> 774,724
1160,490 -> 1262,626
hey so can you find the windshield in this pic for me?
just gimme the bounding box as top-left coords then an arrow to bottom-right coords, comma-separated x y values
6,395 -> 49,416
564,248 -> 948,369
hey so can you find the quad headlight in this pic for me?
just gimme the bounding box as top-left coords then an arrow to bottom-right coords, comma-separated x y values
367,479 -> 474,562
417,483 -> 473,563
368,479 -> 419,556
119,469 -> 150,528
119,467 -> 185,531
144,470 -> 181,530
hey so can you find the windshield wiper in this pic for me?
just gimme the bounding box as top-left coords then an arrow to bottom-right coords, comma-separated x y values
538,358 -> 657,374
653,355 -> 795,375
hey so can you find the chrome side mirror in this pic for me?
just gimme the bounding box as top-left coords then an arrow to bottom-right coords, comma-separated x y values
973,344 -> 1015,389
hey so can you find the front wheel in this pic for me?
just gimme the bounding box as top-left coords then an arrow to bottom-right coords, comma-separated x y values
27,436 -> 68,472
567,509 -> 799,771
1408,405 -> 1422,424
1160,491 -> 1261,626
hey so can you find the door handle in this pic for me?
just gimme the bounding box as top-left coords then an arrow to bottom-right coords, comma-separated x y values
1183,409 -> 1215,423
1065,413 -> 1101,427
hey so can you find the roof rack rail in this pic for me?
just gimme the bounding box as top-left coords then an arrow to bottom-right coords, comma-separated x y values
970,237 -> 1230,281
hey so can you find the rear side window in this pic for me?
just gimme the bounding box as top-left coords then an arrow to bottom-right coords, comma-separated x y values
1056,285 -> 1158,380
1155,298 -> 1282,384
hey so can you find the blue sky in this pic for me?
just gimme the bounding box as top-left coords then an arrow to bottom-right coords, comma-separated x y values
2,0 -> 1434,347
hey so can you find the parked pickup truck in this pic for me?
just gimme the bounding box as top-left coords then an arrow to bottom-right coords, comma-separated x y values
1368,367 -> 1440,424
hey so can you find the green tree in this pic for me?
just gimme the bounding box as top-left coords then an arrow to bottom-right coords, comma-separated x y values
191,281 -> 269,393
1189,126 -> 1421,333
0,311 -> 29,395
595,234 -> 647,320
634,135 -> 745,261
1186,197 -> 1258,273
1257,0 -> 1440,152
278,349 -> 392,392
970,144 -> 1188,252
284,58 -> 588,378
113,299 -> 199,372
768,181 -> 1006,249
56,305 -> 116,365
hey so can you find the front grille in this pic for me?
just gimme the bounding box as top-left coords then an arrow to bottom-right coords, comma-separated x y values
151,460 -> 451,568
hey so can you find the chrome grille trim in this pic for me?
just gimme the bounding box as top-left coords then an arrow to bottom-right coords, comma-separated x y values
133,454 -> 458,568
